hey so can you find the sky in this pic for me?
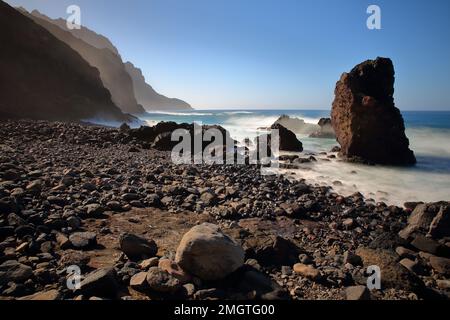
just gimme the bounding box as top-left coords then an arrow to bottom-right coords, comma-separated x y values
6,0 -> 450,110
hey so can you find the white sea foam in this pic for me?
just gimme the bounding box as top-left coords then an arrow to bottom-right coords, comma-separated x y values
136,110 -> 450,206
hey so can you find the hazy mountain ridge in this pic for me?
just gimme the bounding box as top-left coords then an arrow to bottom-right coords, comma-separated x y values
0,1 -> 134,123
30,9 -> 120,56
124,62 -> 193,111
22,9 -> 146,115
28,9 -> 192,113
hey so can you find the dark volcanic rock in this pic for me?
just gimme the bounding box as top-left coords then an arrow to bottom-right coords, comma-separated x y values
271,124 -> 303,152
331,57 -> 416,165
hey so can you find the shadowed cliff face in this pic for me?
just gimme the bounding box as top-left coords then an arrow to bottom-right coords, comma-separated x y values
23,10 -> 146,115
124,62 -> 192,111
0,1 -> 133,123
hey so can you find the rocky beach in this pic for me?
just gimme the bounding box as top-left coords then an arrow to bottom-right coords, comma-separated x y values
0,119 -> 449,301
1,0 -> 449,304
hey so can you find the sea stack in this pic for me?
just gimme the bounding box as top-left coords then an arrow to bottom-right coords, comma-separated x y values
331,57 -> 416,166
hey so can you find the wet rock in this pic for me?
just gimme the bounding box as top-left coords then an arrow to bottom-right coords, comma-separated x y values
119,233 -> 157,261
331,57 -> 416,165
175,223 -> 245,281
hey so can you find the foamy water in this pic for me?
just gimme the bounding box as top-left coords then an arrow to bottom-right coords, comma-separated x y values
140,109 -> 450,206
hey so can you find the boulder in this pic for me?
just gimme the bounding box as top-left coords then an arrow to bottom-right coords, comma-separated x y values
69,232 -> 97,249
356,247 -> 424,293
0,260 -> 33,285
119,233 -> 157,261
271,123 -> 303,152
399,202 -> 448,240
146,267 -> 181,293
244,235 -> 300,267
80,268 -> 118,298
331,57 -> 416,165
175,223 -> 245,281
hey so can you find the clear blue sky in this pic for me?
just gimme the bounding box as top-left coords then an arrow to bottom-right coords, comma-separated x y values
6,0 -> 450,110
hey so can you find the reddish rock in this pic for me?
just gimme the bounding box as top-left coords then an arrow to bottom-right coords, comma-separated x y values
331,57 -> 416,165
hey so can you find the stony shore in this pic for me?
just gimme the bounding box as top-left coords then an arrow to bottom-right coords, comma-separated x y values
0,119 -> 449,300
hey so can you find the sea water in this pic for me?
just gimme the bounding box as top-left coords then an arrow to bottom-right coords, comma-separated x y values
140,110 -> 450,206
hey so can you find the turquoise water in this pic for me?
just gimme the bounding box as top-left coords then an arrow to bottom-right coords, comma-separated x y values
139,109 -> 450,205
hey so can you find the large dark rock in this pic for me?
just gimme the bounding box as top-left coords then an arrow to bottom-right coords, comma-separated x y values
256,124 -> 303,154
399,202 -> 450,240
271,124 -> 303,152
331,57 -> 416,165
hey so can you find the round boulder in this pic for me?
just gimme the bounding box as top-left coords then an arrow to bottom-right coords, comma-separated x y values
175,223 -> 244,281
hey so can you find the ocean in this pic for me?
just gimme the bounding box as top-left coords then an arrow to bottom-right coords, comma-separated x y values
139,109 -> 450,206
